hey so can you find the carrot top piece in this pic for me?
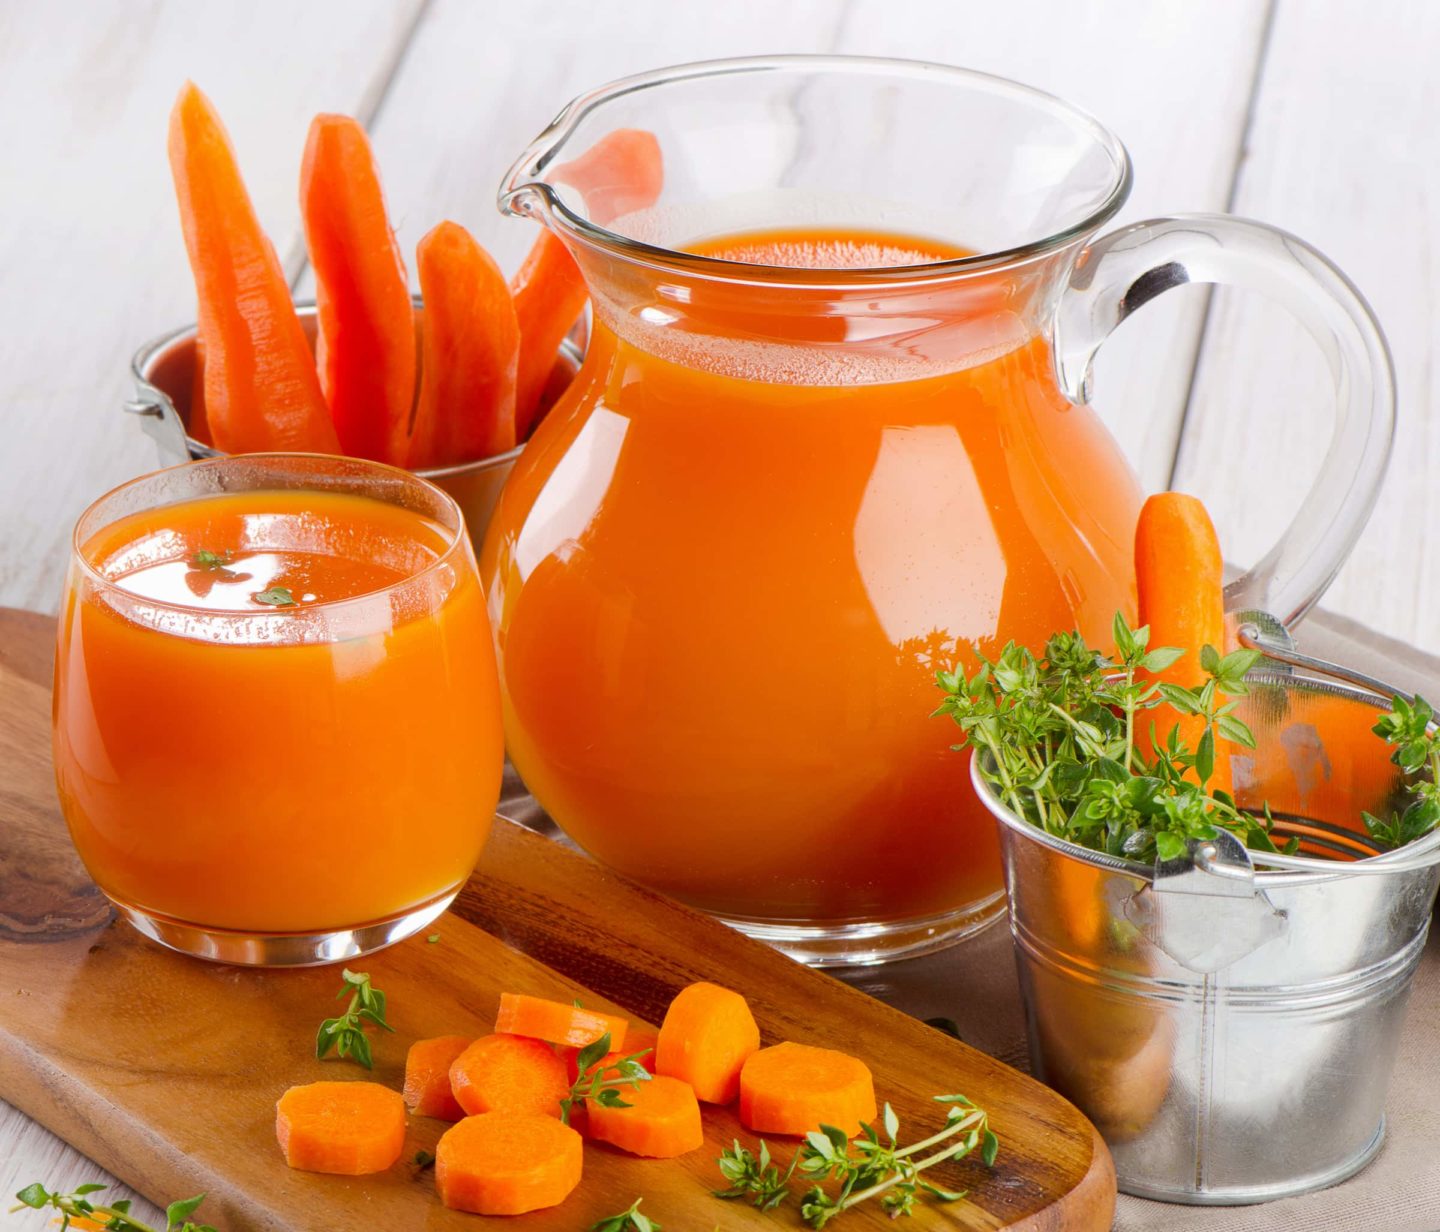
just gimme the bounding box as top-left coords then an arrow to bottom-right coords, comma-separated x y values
1135,491 -> 1230,789
436,1112 -> 583,1216
275,1081 -> 405,1175
495,992 -> 629,1050
404,220 -> 518,469
656,981 -> 760,1104
740,1042 -> 877,1138
300,114 -> 416,463
167,82 -> 339,455
450,1032 -> 570,1118
403,1034 -> 472,1121
551,128 -> 664,228
586,1073 -> 704,1159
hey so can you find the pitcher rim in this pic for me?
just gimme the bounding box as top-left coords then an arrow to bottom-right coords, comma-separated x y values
499,54 -> 1134,286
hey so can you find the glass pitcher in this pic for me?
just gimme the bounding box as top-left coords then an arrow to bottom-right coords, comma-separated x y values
484,56 -> 1393,965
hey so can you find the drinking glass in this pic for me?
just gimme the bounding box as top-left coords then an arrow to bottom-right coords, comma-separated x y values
53,454 -> 503,965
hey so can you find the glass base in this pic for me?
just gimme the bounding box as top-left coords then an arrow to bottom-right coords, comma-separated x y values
716,890 -> 1008,967
110,884 -> 460,967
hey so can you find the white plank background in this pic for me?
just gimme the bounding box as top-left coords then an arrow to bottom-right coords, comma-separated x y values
3,1 -> 1438,1227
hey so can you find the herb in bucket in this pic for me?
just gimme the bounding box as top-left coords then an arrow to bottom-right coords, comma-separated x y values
934,613 -> 1287,863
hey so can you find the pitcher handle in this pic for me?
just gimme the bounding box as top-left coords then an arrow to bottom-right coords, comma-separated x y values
1054,214 -> 1395,628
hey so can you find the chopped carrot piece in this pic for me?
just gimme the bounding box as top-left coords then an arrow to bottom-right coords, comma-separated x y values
739,1042 -> 877,1137
552,128 -> 664,228
585,1074 -> 703,1158
166,82 -> 339,454
404,220 -> 518,469
509,230 -> 587,442
275,1081 -> 405,1174
403,1034 -> 472,1121
1135,492 -> 1231,791
449,1033 -> 569,1118
495,992 -> 629,1050
435,1112 -> 583,1215
656,981 -> 759,1104
300,114 -> 416,463
560,1025 -> 658,1084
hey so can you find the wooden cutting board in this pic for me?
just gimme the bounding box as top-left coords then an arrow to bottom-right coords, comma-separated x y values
0,606 -> 1114,1231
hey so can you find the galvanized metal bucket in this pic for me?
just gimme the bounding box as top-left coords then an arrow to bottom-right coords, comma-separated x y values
124,299 -> 581,546
973,625 -> 1440,1204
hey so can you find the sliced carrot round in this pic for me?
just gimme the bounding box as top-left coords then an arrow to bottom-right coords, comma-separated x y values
495,992 -> 629,1050
585,1074 -> 704,1158
403,1035 -> 472,1121
450,1033 -> 569,1117
435,1112 -> 583,1215
275,1081 -> 405,1175
739,1042 -> 877,1137
656,981 -> 759,1104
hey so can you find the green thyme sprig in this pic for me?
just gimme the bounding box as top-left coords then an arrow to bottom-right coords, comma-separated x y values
559,1032 -> 653,1125
933,612 -> 1286,863
1365,694 -> 1440,848
714,1138 -> 799,1211
315,968 -> 394,1069
11,1184 -> 215,1232
589,1197 -> 662,1231
715,1096 -> 996,1227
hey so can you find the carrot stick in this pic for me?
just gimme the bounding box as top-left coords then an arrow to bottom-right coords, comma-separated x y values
739,1042 -> 877,1137
585,1074 -> 704,1158
404,220 -> 518,469
655,981 -> 759,1104
275,1081 -> 405,1174
435,1111 -> 583,1215
494,992 -> 629,1050
509,231 -> 588,442
403,1034 -> 472,1121
560,1025 -> 658,1085
167,82 -> 339,454
449,1033 -> 570,1117
509,129 -> 664,440
300,114 -> 416,463
1135,492 -> 1230,791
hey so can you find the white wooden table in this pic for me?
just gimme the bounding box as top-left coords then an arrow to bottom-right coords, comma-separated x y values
2,2 -> 1437,1227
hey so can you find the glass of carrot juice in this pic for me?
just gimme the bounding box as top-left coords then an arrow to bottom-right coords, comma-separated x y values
53,454 -> 503,965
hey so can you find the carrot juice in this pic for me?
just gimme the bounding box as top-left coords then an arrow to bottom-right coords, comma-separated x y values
482,227 -> 1142,941
54,463 -> 502,946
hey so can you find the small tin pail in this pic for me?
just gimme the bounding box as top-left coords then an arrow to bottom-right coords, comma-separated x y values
974,626 -> 1440,1204
124,299 -> 581,546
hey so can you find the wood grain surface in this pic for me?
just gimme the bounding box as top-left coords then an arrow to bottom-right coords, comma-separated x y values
0,607 -> 1114,1232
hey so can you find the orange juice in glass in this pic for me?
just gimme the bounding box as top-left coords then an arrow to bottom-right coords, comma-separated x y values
53,454 -> 502,965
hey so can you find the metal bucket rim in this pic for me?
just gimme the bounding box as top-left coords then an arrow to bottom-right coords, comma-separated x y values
129,299 -> 535,477
967,668 -> 1440,885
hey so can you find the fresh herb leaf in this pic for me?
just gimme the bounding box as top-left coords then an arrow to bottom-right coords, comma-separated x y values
1365,693 -> 1440,849
413,1149 -> 435,1170
426,934 -> 440,944
253,585 -> 297,607
715,1096 -> 996,1226
589,1197 -> 662,1231
315,969 -> 394,1070
190,549 -> 232,571
558,1031 -> 653,1125
9,1183 -> 215,1232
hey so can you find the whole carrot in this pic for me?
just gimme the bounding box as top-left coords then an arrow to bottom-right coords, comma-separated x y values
300,114 -> 416,463
1135,491 -> 1230,790
167,82 -> 339,454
